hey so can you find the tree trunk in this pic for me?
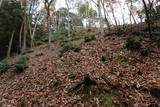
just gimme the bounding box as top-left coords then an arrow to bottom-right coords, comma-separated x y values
46,15 -> 52,48
31,13 -> 41,48
101,0 -> 110,33
127,3 -> 132,25
131,14 -> 137,24
142,0 -> 152,38
7,30 -> 15,58
22,15 -> 28,54
66,0 -> 71,36
110,3 -> 118,30
127,2 -> 137,24
97,0 -> 103,35
0,0 -> 3,6
118,2 -> 125,29
19,21 -> 24,53
46,9 -> 52,49
44,0 -> 55,49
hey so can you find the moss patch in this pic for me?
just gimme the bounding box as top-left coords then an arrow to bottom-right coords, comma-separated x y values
84,34 -> 96,42
0,61 -> 11,74
14,56 -> 29,73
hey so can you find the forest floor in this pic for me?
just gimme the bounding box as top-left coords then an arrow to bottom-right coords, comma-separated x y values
0,30 -> 160,107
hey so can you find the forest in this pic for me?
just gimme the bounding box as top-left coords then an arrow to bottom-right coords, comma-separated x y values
0,0 -> 160,106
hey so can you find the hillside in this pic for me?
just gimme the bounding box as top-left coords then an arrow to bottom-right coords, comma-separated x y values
0,29 -> 160,107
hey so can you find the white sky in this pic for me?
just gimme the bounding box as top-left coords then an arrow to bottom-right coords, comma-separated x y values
55,0 -> 142,25
55,0 -> 66,10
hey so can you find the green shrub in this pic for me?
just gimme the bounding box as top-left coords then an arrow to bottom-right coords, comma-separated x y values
0,61 -> 11,74
34,35 -> 48,46
34,40 -> 44,46
84,34 -> 95,42
126,37 -> 141,51
101,92 -> 115,106
14,56 -> 29,73
58,29 -> 68,35
61,40 -> 70,46
53,33 -> 66,42
61,42 -> 81,53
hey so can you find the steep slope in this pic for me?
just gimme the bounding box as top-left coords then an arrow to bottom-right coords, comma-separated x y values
0,32 -> 160,107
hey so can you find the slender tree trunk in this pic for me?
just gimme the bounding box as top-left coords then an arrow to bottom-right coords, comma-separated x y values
127,2 -> 137,24
22,23 -> 27,54
46,14 -> 52,47
44,0 -> 55,49
46,9 -> 52,48
110,3 -> 118,30
31,13 -> 41,48
31,22 -> 38,48
142,0 -> 152,38
97,0 -> 103,35
127,3 -> 132,25
0,0 -> 3,6
57,12 -> 60,32
66,0 -> 71,36
118,2 -> 125,29
131,12 -> 137,24
28,18 -> 32,41
19,21 -> 24,53
7,30 -> 15,58
22,14 -> 28,54
101,0 -> 110,33
86,1 -> 88,28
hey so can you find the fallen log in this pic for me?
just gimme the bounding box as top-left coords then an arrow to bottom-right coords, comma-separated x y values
101,75 -> 116,89
71,74 -> 98,92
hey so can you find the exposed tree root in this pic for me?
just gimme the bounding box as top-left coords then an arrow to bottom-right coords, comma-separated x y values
71,74 -> 98,94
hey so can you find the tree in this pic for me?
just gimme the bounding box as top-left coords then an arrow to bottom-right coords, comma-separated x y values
0,0 -> 24,59
0,0 -> 3,6
65,0 -> 71,36
142,0 -> 154,38
137,9 -> 145,23
78,2 -> 97,28
125,0 -> 138,24
101,0 -> 111,32
44,0 -> 55,48
105,0 -> 119,30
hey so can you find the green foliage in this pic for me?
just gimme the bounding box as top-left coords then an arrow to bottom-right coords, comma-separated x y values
126,37 -> 141,51
117,56 -> 129,64
68,73 -> 77,79
58,29 -> 68,35
14,56 -> 29,73
53,29 -> 68,41
0,0 -> 24,60
78,4 -> 97,19
61,42 -> 81,53
34,40 -> 44,46
57,8 -> 83,28
101,92 -> 115,106
57,8 -> 68,17
34,29 -> 67,46
0,61 -> 11,74
84,34 -> 95,42
78,4 -> 88,18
